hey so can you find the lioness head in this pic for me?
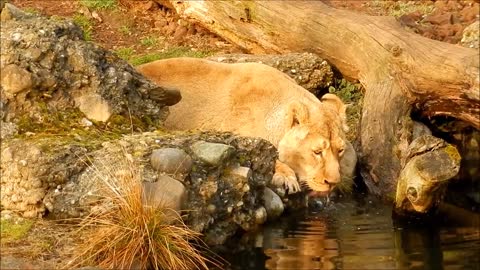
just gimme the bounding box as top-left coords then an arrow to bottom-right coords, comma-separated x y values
278,97 -> 347,194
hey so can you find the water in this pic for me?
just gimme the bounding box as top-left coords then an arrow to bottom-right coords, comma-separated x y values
221,196 -> 480,270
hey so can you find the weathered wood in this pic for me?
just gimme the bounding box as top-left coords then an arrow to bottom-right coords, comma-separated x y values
167,0 -> 479,197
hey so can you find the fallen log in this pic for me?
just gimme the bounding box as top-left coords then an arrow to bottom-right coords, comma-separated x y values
165,0 -> 479,197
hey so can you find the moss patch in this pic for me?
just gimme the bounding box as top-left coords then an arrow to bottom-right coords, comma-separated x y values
328,78 -> 364,141
444,144 -> 461,164
1,219 -> 33,243
129,47 -> 213,66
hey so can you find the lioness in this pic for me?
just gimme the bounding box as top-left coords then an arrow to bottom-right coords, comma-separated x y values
137,58 -> 350,194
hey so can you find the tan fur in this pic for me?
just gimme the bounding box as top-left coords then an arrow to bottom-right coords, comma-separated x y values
137,58 -> 350,194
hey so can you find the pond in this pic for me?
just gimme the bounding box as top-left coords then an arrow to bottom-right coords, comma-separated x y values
219,195 -> 480,270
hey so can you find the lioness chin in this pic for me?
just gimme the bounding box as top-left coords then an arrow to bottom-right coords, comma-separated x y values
137,57 -> 353,195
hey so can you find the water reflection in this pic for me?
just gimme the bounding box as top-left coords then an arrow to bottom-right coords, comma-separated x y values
222,196 -> 480,270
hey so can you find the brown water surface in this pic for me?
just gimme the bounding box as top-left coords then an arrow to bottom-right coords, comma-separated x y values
221,196 -> 480,270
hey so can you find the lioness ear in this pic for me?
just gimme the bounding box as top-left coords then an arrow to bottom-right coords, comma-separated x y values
321,93 -> 349,132
321,93 -> 346,115
286,101 -> 309,128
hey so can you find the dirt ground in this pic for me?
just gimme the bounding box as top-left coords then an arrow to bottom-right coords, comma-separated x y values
1,0 -> 479,269
326,0 -> 479,44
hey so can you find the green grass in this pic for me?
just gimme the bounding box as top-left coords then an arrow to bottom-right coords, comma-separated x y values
119,25 -> 132,36
79,0 -> 117,10
115,47 -> 134,61
72,14 -> 93,41
129,47 -> 213,66
1,219 -> 34,243
140,36 -> 159,47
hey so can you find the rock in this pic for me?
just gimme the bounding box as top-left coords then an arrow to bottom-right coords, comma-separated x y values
173,25 -> 188,41
423,13 -> 453,25
412,121 -> 432,139
208,53 -> 333,94
0,255 -> 50,270
1,3 -> 31,21
191,141 -> 235,166
165,22 -> 178,35
254,206 -> 267,225
142,175 -> 187,213
459,4 -> 479,22
3,131 -> 277,246
395,135 -> 461,214
398,12 -> 422,28
262,187 -> 284,220
73,93 -> 112,122
460,20 -> 479,49
339,141 -> 357,185
0,139 -> 88,218
0,120 -> 17,140
150,147 -> 192,180
0,64 -> 35,97
224,165 -> 252,190
0,4 -> 176,133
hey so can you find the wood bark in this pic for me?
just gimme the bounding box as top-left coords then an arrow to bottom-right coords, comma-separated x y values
166,0 -> 480,197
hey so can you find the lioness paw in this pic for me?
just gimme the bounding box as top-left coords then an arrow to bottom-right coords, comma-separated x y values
273,161 -> 301,193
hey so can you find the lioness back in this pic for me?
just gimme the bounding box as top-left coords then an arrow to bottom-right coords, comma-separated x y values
137,57 -> 322,144
137,57 -> 354,194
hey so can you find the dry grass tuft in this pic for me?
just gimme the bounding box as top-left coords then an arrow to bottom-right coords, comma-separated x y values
69,153 -> 222,270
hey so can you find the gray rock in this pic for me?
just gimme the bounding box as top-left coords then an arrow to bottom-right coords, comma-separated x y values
190,140 -> 235,166
150,147 -> 192,180
254,206 -> 267,225
142,175 -> 187,213
224,165 -> 252,190
6,131 -> 277,246
0,64 -> 34,97
412,121 -> 432,139
262,187 -> 284,220
0,4 -> 176,131
208,52 -> 333,94
0,120 -> 17,140
461,20 -> 479,49
1,3 -> 32,22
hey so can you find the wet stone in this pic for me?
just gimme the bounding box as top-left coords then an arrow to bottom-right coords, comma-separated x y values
262,187 -> 284,220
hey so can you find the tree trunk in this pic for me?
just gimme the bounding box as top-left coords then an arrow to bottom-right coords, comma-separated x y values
166,0 -> 480,197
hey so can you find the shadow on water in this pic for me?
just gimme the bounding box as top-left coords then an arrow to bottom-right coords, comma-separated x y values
218,195 -> 480,270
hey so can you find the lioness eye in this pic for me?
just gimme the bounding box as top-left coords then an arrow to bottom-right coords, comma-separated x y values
313,149 -> 323,156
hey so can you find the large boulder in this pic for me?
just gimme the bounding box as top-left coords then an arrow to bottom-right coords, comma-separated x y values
5,131 -> 278,245
0,3 -> 179,138
208,53 -> 334,95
